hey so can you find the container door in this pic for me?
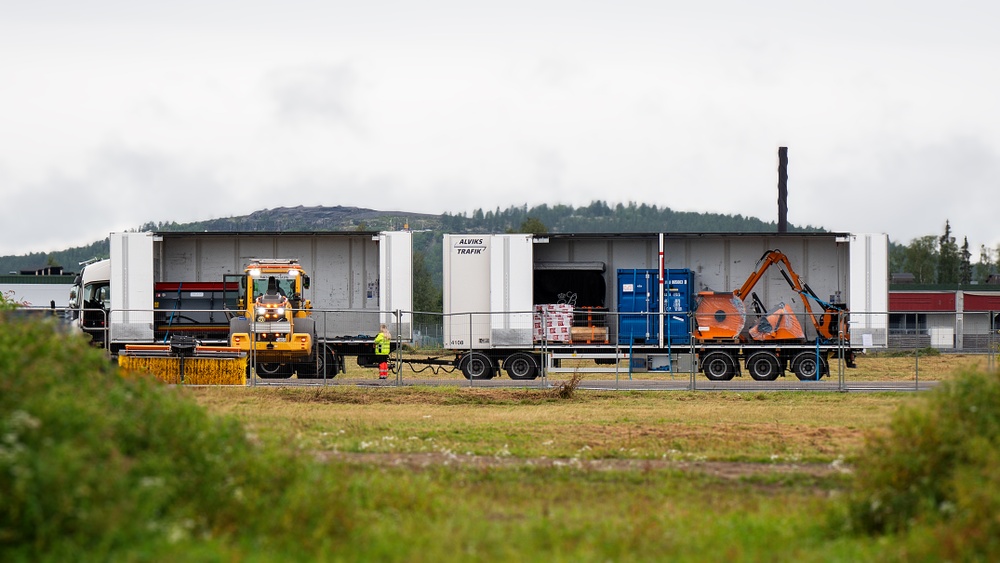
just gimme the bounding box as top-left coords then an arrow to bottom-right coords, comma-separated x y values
663,269 -> 694,345
379,230 -> 413,340
109,232 -> 155,343
490,234 -> 533,346
617,269 -> 658,344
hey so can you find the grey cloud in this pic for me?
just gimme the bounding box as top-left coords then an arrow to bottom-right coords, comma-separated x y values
809,137 -> 1000,248
266,64 -> 360,131
0,144 -> 232,255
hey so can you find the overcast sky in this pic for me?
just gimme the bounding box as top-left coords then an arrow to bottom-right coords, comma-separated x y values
3,1 -> 998,257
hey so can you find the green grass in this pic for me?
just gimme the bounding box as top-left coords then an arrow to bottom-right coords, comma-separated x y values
3,310 -> 999,561
192,386 -> 902,463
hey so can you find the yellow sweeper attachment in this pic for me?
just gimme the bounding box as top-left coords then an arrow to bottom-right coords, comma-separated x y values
118,338 -> 247,385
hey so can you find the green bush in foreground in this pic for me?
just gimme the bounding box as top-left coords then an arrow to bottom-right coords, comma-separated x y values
842,367 -> 1000,558
0,318 -> 357,560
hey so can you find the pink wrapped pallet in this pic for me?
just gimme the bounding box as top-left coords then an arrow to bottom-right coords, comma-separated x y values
533,304 -> 574,342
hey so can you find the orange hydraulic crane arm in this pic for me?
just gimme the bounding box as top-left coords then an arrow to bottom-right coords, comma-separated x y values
735,250 -> 847,342
733,250 -> 795,300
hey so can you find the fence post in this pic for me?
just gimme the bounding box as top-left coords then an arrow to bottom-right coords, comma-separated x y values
838,312 -> 845,392
689,312 -> 696,391
467,312 -> 474,387
394,309 -> 401,386
540,308 -> 548,386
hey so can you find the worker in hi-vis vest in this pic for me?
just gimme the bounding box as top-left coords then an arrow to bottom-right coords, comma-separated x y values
374,324 -> 391,379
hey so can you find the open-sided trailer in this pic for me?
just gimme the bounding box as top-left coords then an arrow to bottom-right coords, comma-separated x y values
403,231 -> 887,382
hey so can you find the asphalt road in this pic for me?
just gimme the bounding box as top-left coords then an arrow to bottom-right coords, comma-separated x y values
248,376 -> 939,392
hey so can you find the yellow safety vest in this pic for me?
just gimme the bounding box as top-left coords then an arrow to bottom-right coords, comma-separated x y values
374,332 -> 390,355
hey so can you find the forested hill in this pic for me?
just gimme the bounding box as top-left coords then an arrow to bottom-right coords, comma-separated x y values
0,202 -> 818,274
440,201 -> 812,234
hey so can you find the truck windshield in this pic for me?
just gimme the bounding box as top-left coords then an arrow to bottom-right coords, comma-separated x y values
85,283 -> 110,309
253,276 -> 294,300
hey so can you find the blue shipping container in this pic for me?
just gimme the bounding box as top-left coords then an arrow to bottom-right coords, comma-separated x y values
617,268 -> 694,345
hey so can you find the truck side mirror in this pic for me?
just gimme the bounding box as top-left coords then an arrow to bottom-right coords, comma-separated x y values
302,275 -> 310,289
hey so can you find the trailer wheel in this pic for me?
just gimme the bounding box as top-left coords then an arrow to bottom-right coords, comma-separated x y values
460,352 -> 494,380
504,352 -> 539,380
702,352 -> 736,381
792,352 -> 827,381
746,351 -> 780,381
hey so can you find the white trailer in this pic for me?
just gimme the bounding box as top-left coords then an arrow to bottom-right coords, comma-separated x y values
438,232 -> 888,381
72,230 -> 412,374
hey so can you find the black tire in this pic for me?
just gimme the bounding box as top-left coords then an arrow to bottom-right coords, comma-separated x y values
256,362 -> 292,379
460,352 -> 494,380
331,353 -> 346,376
746,351 -> 780,381
296,362 -> 319,378
702,351 -> 736,381
792,352 -> 827,381
295,343 -> 325,379
504,352 -> 539,380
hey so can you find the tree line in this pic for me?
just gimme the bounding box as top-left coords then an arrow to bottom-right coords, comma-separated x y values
889,220 -> 998,285
439,201 -> 819,234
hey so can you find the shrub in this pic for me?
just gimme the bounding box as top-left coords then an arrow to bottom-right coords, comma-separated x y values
552,372 -> 583,400
842,367 -> 1000,557
0,318 -> 354,560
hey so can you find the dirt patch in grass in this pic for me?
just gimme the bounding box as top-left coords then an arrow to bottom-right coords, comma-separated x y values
317,451 -> 851,480
268,386 -> 580,405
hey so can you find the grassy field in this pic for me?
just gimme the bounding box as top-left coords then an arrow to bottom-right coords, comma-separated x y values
190,386 -> 904,464
177,351 -> 994,560
6,307 -> 993,560
180,385 -> 918,560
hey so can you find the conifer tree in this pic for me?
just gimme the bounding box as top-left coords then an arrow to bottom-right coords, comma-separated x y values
937,220 -> 960,284
959,237 -> 972,285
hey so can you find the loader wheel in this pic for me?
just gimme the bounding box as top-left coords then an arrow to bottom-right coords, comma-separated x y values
256,362 -> 292,379
295,355 -> 324,379
746,351 -> 780,381
702,351 -> 736,381
295,340 -> 325,379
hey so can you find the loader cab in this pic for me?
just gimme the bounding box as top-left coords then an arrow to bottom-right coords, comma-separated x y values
248,273 -> 298,302
241,261 -> 310,314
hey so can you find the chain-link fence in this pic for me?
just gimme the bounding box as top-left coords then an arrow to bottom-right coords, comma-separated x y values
16,305 -> 998,390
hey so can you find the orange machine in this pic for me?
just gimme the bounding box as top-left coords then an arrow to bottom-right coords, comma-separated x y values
694,250 -> 847,342
747,302 -> 805,341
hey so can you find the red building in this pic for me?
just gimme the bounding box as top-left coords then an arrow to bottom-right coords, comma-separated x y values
889,283 -> 1000,350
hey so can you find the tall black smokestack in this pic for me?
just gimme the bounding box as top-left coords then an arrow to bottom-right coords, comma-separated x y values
777,146 -> 788,233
